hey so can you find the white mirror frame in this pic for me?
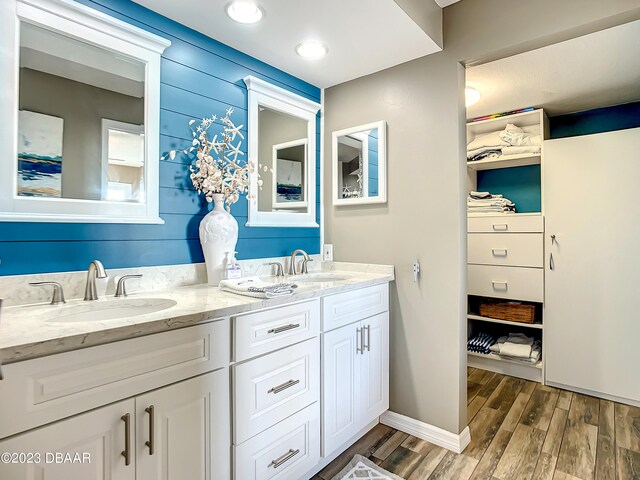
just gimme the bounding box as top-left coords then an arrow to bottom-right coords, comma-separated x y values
244,76 -> 321,228
0,0 -> 170,224
332,121 -> 387,206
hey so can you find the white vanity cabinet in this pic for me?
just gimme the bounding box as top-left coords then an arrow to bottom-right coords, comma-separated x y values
0,399 -> 135,480
321,285 -> 390,457
0,319 -> 231,480
0,371 -> 229,480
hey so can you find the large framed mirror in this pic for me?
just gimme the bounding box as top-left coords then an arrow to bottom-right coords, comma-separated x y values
332,121 -> 387,205
244,76 -> 321,227
0,0 -> 170,223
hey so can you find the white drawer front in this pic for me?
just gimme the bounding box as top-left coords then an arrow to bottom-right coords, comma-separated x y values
468,233 -> 543,267
468,215 -> 543,233
0,320 -> 229,438
234,299 -> 320,362
234,403 -> 320,480
233,338 -> 319,444
468,265 -> 543,302
323,284 -> 389,331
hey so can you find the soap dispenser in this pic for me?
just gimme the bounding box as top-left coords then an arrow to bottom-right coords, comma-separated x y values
223,251 -> 242,280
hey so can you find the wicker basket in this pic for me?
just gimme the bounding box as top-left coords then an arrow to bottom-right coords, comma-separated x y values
479,300 -> 535,324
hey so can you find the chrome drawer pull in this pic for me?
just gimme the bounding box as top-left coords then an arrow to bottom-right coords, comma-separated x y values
268,323 -> 300,334
269,448 -> 300,468
492,281 -> 508,290
268,379 -> 300,394
492,224 -> 508,231
491,248 -> 508,256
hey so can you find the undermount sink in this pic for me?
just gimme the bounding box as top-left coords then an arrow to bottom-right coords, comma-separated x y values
289,273 -> 350,283
48,298 -> 178,323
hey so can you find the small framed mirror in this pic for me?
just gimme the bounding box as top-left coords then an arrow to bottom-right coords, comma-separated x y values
245,76 -> 321,227
332,121 -> 387,205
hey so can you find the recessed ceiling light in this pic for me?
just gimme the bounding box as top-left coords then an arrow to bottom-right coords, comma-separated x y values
295,40 -> 328,59
226,0 -> 263,24
465,87 -> 481,107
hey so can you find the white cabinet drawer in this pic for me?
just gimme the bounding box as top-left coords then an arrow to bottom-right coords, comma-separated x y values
233,338 -> 319,444
233,299 -> 320,362
0,320 -> 229,438
323,284 -> 388,331
468,265 -> 543,302
468,215 -> 543,233
234,402 -> 320,480
468,233 -> 543,267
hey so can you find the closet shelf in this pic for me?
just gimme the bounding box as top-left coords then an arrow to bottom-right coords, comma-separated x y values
467,351 -> 542,369
467,153 -> 540,171
467,314 -> 543,329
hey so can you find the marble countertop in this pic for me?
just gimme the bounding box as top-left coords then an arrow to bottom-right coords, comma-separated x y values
0,266 -> 393,364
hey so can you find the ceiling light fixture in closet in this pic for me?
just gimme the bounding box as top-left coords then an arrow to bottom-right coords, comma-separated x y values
226,0 -> 263,24
296,40 -> 329,59
465,87 -> 481,107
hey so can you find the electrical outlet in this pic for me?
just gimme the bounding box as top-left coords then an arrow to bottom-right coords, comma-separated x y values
323,243 -> 333,261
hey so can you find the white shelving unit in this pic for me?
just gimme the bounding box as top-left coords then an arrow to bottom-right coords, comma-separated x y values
466,108 -> 548,384
467,314 -> 543,330
467,153 -> 541,171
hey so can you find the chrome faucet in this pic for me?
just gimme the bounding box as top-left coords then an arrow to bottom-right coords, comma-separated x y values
84,260 -> 107,301
289,249 -> 311,275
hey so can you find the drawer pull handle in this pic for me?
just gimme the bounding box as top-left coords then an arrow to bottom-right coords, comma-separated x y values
492,224 -> 508,231
492,281 -> 508,290
550,253 -> 554,271
145,405 -> 155,455
268,323 -> 300,334
269,448 -> 300,468
491,248 -> 508,257
121,413 -> 131,466
356,327 -> 364,354
268,379 -> 300,394
365,325 -> 371,352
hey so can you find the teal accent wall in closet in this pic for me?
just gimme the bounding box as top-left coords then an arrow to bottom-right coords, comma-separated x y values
476,101 -> 640,213
0,0 -> 321,276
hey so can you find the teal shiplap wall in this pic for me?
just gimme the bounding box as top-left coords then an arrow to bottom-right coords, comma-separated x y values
0,0 -> 321,276
476,101 -> 640,213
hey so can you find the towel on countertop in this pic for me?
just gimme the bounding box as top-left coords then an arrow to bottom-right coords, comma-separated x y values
219,276 -> 298,299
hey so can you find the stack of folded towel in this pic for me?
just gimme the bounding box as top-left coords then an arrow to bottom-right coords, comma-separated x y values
467,332 -> 496,355
467,123 -> 541,162
219,277 -> 298,299
468,191 -> 516,214
489,333 -> 541,364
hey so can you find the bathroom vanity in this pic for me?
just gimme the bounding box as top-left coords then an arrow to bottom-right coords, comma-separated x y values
0,266 -> 392,480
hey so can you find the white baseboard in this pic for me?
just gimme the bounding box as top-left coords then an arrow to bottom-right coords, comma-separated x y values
380,411 -> 471,454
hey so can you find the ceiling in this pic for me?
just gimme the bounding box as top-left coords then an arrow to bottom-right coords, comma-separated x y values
132,0 -> 442,88
466,20 -> 640,119
434,0 -> 461,7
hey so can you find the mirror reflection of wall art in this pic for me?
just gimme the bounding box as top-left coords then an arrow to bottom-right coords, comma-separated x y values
17,110 -> 64,197
273,139 -> 307,209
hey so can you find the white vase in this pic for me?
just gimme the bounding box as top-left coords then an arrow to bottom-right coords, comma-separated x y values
199,193 -> 239,285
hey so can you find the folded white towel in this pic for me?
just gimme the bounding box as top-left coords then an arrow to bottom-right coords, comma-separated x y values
501,145 -> 541,156
500,342 -> 532,359
500,129 -> 541,147
219,277 -> 298,299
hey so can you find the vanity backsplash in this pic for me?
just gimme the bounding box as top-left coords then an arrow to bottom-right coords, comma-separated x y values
0,255 -> 325,307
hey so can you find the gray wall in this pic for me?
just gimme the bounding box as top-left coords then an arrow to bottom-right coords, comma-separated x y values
257,108 -> 308,211
323,0 -> 640,435
19,68 -> 144,200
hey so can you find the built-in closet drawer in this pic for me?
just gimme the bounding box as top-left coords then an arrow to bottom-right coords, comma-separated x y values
323,284 -> 388,332
233,299 -> 320,362
468,215 -> 543,233
0,320 -> 229,438
233,337 -> 319,444
468,264 -> 543,302
468,233 -> 543,267
234,402 -> 320,480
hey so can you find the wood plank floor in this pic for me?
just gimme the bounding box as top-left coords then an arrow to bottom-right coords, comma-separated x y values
314,367 -> 640,480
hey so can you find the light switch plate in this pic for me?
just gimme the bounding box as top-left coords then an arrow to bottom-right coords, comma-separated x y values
323,244 -> 333,261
